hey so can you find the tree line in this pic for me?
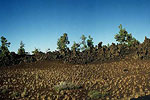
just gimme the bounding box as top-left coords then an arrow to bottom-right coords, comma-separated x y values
57,24 -> 139,52
0,24 -> 139,58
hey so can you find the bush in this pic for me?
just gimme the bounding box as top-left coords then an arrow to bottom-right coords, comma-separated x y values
88,90 -> 108,99
54,81 -> 82,92
32,48 -> 40,55
88,90 -> 101,99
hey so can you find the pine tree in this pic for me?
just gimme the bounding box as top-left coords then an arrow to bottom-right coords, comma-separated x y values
87,35 -> 94,49
80,35 -> 87,51
71,41 -> 80,51
18,41 -> 25,55
57,33 -> 70,51
115,24 -> 139,46
0,36 -> 10,57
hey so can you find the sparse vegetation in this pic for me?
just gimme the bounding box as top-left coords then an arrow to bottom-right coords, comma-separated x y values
54,81 -> 82,92
1,89 -> 9,94
0,24 -> 149,66
1,60 -> 150,99
1,25 -> 150,99
21,88 -> 28,97
32,48 -> 40,55
11,91 -> 20,98
88,90 -> 101,99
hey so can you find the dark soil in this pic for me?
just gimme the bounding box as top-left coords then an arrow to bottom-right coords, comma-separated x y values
1,59 -> 150,100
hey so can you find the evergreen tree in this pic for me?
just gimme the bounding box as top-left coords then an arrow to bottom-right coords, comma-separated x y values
115,24 -> 128,44
71,41 -> 80,51
57,33 -> 70,51
115,24 -> 139,46
18,41 -> 25,55
0,36 -> 10,57
87,35 -> 94,49
126,34 -> 140,46
80,35 -> 87,51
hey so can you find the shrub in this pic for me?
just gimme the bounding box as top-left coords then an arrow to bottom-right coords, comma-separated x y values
11,91 -> 20,98
54,81 -> 82,92
88,90 -> 108,99
0,86 -> 9,94
88,90 -> 101,99
32,48 -> 40,55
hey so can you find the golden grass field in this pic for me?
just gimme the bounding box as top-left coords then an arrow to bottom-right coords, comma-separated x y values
0,59 -> 150,100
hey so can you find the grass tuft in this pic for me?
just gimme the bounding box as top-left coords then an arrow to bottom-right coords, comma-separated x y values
88,90 -> 108,99
54,81 -> 82,92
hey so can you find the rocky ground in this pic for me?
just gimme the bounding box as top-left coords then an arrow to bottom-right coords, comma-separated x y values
0,59 -> 150,100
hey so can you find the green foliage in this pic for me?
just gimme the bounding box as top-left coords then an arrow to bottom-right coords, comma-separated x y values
115,24 -> 128,44
88,90 -> 101,99
87,35 -> 94,49
127,36 -> 140,46
18,41 -> 25,55
107,43 -> 110,47
0,86 -> 9,94
0,36 -> 10,57
88,90 -> 108,99
80,35 -> 94,51
1,88 -> 8,94
80,35 -> 87,51
32,48 -> 40,55
54,81 -> 82,92
11,91 -> 20,98
115,24 -> 139,46
57,33 -> 70,51
71,41 -> 80,51
21,88 -> 28,97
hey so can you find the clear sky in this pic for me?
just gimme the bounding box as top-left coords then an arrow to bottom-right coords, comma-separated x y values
0,0 -> 150,53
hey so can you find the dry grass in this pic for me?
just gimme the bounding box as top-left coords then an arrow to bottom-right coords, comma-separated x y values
0,59 -> 150,100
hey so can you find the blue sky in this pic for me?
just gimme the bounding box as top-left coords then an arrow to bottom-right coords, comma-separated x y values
0,0 -> 150,53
